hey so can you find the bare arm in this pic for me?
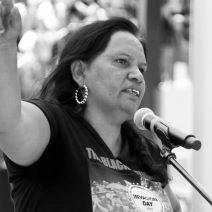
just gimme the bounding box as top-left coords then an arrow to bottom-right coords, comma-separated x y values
0,0 -> 50,166
0,0 -> 21,131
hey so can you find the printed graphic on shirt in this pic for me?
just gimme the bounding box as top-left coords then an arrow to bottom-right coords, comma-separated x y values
86,147 -> 173,212
129,185 -> 163,211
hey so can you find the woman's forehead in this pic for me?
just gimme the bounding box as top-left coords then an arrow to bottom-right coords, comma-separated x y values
103,31 -> 146,60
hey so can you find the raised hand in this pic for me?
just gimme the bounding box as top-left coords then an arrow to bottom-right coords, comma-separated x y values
0,0 -> 21,44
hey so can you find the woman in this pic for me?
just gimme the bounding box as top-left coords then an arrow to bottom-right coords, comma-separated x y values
0,0 -> 181,211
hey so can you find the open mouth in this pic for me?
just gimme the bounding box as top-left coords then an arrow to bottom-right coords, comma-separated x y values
125,88 -> 140,97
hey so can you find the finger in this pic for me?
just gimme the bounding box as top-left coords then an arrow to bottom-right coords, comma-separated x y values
0,4 -> 4,33
1,0 -> 13,15
10,6 -> 21,32
0,0 -> 14,8
0,0 -> 14,32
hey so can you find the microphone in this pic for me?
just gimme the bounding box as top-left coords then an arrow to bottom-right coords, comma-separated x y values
134,108 -> 201,151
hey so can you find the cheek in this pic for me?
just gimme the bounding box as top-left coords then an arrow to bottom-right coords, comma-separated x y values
140,82 -> 146,99
87,64 -> 124,99
96,72 -> 120,93
107,83 -> 119,97
107,72 -> 125,94
89,76 -> 115,99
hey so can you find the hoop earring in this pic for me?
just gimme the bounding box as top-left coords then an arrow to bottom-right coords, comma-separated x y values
75,84 -> 88,105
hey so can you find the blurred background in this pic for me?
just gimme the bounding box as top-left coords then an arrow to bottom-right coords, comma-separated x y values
0,0 -> 212,211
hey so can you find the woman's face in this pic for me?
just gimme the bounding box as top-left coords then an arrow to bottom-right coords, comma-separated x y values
84,31 -> 147,122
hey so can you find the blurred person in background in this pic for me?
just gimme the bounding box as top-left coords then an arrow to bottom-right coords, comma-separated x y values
15,0 -> 139,100
160,0 -> 190,81
0,0 -> 181,211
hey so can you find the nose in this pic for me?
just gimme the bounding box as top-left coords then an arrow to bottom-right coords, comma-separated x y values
127,67 -> 144,84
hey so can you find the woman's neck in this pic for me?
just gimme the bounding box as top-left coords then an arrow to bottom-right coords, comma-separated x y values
84,108 -> 122,157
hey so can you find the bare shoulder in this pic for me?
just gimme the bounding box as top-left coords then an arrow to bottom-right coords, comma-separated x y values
164,184 -> 182,212
0,101 -> 50,166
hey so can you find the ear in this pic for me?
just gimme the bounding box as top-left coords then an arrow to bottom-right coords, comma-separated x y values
70,60 -> 86,86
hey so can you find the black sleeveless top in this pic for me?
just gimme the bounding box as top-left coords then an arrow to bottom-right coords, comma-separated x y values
4,99 -> 171,212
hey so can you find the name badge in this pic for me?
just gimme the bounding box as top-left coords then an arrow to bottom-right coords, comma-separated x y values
129,185 -> 163,212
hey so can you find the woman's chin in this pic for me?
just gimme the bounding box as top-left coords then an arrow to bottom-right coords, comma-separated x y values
120,104 -> 139,121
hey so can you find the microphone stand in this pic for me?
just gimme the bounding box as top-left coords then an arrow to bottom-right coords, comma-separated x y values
156,129 -> 212,206
160,146 -> 212,206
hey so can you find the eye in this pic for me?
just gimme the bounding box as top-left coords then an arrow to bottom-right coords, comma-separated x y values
115,58 -> 128,65
139,67 -> 145,74
138,65 -> 147,74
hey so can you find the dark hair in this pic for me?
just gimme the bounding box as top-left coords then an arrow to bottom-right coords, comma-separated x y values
122,122 -> 169,186
38,17 -> 146,109
37,17 -> 168,184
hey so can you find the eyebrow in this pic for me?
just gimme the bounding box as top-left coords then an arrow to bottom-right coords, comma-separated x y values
118,53 -> 147,66
104,51 -> 147,65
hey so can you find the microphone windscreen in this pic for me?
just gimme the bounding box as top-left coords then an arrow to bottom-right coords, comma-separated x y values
133,108 -> 154,130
